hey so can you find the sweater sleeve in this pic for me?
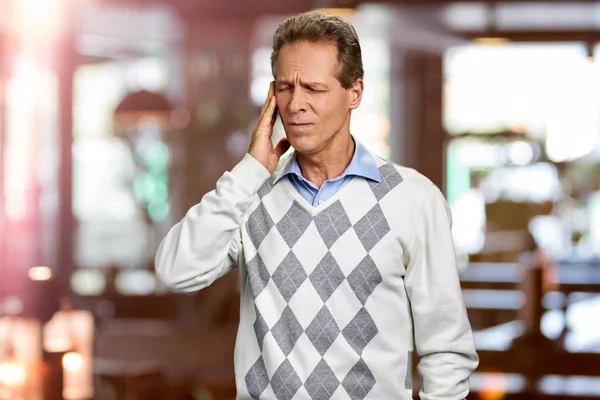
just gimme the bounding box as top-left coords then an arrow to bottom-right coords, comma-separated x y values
155,154 -> 271,293
404,184 -> 479,400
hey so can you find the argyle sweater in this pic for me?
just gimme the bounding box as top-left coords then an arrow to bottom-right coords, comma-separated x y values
156,151 -> 478,400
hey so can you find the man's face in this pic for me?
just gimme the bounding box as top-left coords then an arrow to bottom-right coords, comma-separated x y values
275,41 -> 362,156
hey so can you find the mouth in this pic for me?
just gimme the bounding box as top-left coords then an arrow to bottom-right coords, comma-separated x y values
287,122 -> 313,128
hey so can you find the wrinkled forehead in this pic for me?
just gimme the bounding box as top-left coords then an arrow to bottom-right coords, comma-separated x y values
274,41 -> 340,81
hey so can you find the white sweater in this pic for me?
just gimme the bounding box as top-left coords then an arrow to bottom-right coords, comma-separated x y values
155,152 -> 478,400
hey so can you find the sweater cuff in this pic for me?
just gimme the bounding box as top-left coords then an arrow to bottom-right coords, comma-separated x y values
230,153 -> 272,195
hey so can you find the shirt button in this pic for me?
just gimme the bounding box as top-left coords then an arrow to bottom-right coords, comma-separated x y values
318,199 -> 324,205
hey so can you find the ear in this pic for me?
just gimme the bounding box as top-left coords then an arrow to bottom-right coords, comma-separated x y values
348,79 -> 364,110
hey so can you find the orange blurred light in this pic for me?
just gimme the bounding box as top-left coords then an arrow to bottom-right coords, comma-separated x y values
12,0 -> 63,43
480,373 -> 507,400
62,352 -> 83,372
0,360 -> 26,387
473,37 -> 511,45
28,266 -> 52,281
314,8 -> 355,20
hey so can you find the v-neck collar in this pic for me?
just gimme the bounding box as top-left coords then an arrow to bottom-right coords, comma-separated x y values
278,174 -> 363,216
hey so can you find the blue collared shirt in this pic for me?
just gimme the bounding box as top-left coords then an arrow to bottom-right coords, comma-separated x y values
273,137 -> 381,206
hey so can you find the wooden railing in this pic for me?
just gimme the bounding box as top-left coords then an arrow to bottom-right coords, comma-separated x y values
457,259 -> 600,399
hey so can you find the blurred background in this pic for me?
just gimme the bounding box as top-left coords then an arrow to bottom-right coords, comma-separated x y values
0,0 -> 600,399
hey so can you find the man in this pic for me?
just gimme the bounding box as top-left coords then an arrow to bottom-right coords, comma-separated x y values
156,10 -> 478,400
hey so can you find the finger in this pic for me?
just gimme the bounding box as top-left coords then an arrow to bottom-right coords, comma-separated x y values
258,95 -> 277,130
270,104 -> 279,127
274,138 -> 291,158
259,82 -> 275,117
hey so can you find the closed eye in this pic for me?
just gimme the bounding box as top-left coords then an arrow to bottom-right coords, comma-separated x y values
276,84 -> 328,93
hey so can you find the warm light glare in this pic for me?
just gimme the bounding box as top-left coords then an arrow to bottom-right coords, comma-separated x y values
314,8 -> 355,20
0,361 -> 26,387
4,55 -> 38,221
15,0 -> 63,39
44,336 -> 71,353
473,37 -> 511,45
28,266 -> 52,281
479,373 -> 507,400
23,0 -> 58,12
62,352 -> 84,371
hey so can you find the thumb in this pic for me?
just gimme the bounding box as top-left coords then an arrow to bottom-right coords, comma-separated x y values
274,138 -> 291,158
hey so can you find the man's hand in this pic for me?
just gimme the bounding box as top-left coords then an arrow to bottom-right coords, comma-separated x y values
248,81 -> 291,174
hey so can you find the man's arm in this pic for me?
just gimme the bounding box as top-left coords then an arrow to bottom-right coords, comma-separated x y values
404,184 -> 479,400
155,154 -> 270,293
155,82 -> 289,293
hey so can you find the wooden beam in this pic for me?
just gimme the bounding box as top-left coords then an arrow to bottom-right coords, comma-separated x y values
101,0 -> 600,5
477,350 -> 600,376
371,0 -> 600,3
457,29 -> 600,42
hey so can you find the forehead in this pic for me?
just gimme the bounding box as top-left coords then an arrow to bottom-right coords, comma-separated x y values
275,41 -> 339,80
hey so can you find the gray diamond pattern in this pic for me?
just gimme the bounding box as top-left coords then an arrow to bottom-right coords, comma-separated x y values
245,357 -> 269,399
272,252 -> 308,302
271,359 -> 303,400
242,170 -> 406,397
369,163 -> 403,201
247,203 -> 275,249
347,255 -> 383,305
271,306 -> 304,356
305,359 -> 340,399
253,307 -> 269,351
342,308 -> 378,355
258,177 -> 275,199
405,350 -> 413,389
342,359 -> 376,400
247,254 -> 270,298
314,200 -> 352,248
353,204 -> 390,252
276,201 -> 313,247
306,306 -> 340,356
309,252 -> 345,302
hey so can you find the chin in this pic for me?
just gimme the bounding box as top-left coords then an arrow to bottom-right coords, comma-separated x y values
286,134 -> 317,155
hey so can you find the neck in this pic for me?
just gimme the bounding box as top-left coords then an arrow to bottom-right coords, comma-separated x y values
296,133 -> 355,188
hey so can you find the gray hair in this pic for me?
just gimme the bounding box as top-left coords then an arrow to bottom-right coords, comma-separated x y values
270,11 -> 364,89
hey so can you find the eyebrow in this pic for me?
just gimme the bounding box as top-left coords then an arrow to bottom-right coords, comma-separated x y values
276,80 -> 328,89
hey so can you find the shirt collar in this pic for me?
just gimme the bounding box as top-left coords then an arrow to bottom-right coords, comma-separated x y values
273,136 -> 381,185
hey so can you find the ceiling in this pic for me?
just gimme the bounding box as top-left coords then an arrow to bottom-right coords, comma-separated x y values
92,0 -> 600,42
392,1 -> 600,42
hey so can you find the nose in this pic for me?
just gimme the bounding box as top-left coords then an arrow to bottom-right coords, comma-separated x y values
288,87 -> 307,113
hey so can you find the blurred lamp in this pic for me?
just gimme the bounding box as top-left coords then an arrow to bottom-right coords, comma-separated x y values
473,36 -> 510,45
0,358 -> 26,387
479,373 -> 507,400
62,352 -> 84,372
314,8 -> 355,20
473,2 -> 510,45
114,90 -> 173,128
43,300 -> 94,400
0,317 -> 42,398
0,344 -> 26,388
28,266 -> 52,281
586,42 -> 595,61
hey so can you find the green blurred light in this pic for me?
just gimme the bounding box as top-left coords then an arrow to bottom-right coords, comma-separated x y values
144,142 -> 169,170
446,141 -> 471,206
133,174 -> 151,202
148,201 -> 170,221
133,141 -> 169,208
133,173 -> 168,204
151,179 -> 168,202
